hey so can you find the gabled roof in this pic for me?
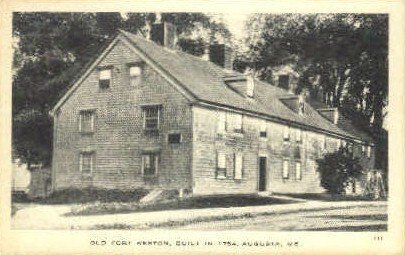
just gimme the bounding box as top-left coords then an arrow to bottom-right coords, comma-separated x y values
52,29 -> 372,142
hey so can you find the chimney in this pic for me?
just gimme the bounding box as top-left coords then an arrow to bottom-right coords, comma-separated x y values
150,21 -> 177,49
317,108 -> 339,124
223,69 -> 255,98
209,43 -> 233,70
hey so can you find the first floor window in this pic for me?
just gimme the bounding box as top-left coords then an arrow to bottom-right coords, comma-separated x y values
282,159 -> 289,179
216,152 -> 226,179
234,153 -> 243,180
142,153 -> 158,176
80,152 -> 94,174
99,68 -> 111,89
79,110 -> 95,133
295,162 -> 302,180
143,105 -> 161,130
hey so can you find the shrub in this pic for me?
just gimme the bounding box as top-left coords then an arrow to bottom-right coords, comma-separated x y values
316,147 -> 363,195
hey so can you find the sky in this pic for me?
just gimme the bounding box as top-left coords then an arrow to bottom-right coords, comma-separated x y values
220,13 -> 249,40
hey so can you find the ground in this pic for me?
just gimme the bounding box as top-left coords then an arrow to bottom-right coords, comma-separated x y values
11,194 -> 387,231
171,204 -> 387,231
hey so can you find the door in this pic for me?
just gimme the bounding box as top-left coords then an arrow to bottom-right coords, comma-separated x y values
258,157 -> 267,191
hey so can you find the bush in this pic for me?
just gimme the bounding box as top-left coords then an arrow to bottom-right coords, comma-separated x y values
316,147 -> 363,195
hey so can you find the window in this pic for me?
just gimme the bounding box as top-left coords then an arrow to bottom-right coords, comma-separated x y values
168,133 -> 181,144
260,120 -> 267,138
234,153 -> 243,180
99,69 -> 111,89
216,152 -> 226,179
130,66 -> 142,86
295,162 -> 302,180
283,126 -> 290,142
217,111 -> 226,134
278,75 -> 290,90
79,110 -> 95,133
282,159 -> 289,179
362,145 -> 366,154
80,152 -> 94,174
142,153 -> 158,176
142,105 -> 160,130
296,128 -> 302,143
367,146 -> 372,158
228,113 -> 243,133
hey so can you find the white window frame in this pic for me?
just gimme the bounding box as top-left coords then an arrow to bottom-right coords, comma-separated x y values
282,159 -> 289,179
234,153 -> 243,180
79,110 -> 95,133
141,153 -> 159,176
216,152 -> 227,179
79,152 -> 94,174
129,65 -> 142,86
295,161 -> 302,180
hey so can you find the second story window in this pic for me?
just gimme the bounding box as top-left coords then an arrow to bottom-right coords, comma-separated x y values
130,66 -> 142,86
79,110 -> 95,133
296,128 -> 302,143
99,69 -> 111,89
260,120 -> 267,138
283,126 -> 290,142
142,105 -> 161,130
228,113 -> 243,133
217,111 -> 226,134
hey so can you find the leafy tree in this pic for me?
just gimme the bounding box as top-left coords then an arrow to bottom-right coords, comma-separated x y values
12,12 -> 231,168
239,14 -> 388,131
316,147 -> 363,195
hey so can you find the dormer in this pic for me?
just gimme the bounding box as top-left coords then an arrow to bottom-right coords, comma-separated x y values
224,71 -> 255,98
280,95 -> 305,115
317,108 -> 339,124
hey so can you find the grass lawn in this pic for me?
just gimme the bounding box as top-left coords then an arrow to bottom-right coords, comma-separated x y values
67,194 -> 297,216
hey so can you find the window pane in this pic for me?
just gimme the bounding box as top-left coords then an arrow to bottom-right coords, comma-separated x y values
130,66 -> 142,76
143,106 -> 160,130
99,69 -> 111,80
81,154 -> 92,174
80,111 -> 94,132
217,153 -> 226,169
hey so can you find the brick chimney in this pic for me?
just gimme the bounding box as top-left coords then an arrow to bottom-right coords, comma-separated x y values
150,21 -> 177,49
318,108 -> 339,124
208,43 -> 233,70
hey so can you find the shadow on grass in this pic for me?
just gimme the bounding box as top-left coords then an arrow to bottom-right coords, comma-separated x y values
305,224 -> 387,231
275,193 -> 387,202
306,213 -> 388,221
67,195 -> 297,216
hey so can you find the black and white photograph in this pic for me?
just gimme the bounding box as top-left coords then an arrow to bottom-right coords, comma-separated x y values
1,1 -> 404,254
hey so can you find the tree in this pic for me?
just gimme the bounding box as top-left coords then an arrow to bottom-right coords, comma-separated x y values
239,14 -> 388,131
316,147 -> 363,195
12,12 -> 231,168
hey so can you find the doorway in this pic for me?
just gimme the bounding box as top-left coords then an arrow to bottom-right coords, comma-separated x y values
258,157 -> 267,191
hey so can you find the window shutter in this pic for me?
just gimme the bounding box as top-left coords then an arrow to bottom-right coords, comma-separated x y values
283,159 -> 289,179
234,153 -> 243,180
141,155 -> 145,175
